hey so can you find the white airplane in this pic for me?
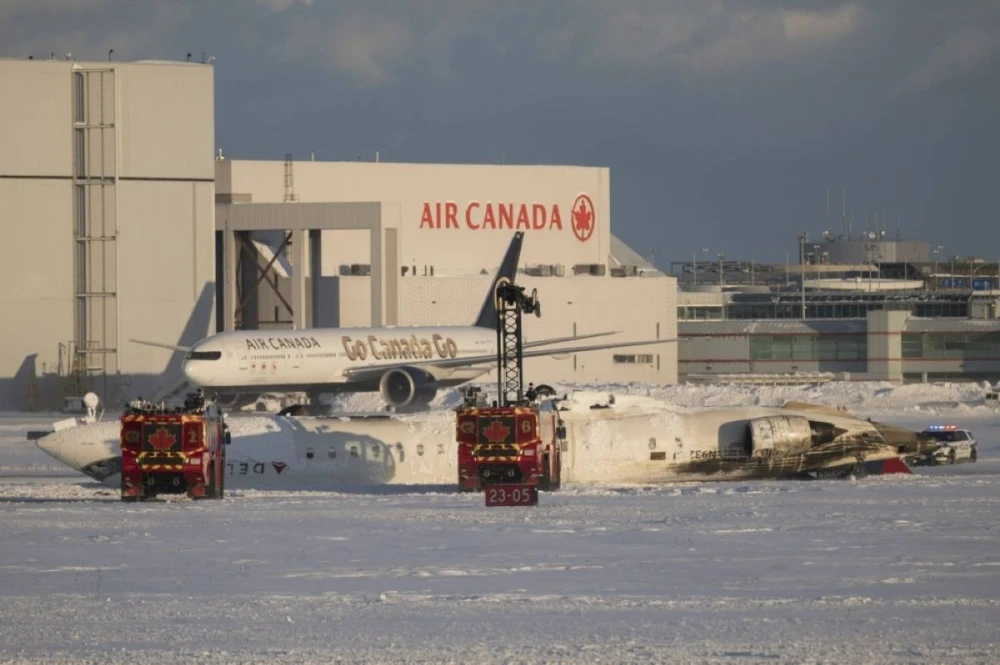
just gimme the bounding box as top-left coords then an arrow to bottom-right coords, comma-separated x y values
134,231 -> 671,410
32,398 -> 937,492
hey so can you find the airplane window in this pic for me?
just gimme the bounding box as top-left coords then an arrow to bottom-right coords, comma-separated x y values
328,448 -> 336,459
416,444 -> 425,456
306,447 -> 314,460
186,351 -> 222,361
371,446 -> 380,459
350,445 -> 359,458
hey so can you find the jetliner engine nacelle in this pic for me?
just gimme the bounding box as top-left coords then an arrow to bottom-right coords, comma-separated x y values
379,367 -> 438,408
745,416 -> 814,457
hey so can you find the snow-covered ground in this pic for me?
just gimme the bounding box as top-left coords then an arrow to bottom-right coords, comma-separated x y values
2,382 -> 999,664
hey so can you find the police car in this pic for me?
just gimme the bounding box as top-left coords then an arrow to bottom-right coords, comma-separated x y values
912,425 -> 979,466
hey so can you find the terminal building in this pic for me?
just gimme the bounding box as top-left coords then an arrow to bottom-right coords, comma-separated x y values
673,235 -> 1000,384
0,57 -> 675,411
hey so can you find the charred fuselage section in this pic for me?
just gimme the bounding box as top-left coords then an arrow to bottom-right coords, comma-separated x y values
673,403 -> 937,480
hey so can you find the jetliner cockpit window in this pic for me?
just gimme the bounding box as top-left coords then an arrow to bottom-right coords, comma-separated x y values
186,351 -> 222,361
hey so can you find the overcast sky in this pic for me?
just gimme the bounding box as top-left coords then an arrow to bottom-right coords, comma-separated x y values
4,0 -> 998,267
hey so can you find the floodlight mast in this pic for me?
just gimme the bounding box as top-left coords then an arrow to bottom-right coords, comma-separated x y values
495,282 -> 541,407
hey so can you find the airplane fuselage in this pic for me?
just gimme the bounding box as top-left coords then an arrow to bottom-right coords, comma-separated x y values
35,403 -> 931,491
183,326 -> 497,394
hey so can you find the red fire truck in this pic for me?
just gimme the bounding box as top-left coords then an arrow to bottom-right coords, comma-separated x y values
456,273 -> 565,499
456,401 -> 563,493
120,392 -> 228,501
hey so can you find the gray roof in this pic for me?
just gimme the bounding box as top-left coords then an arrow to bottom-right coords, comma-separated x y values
679,320 -> 868,335
903,318 -> 1000,333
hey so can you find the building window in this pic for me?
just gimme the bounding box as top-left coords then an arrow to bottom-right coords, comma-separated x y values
749,334 -> 865,361
613,354 -> 654,364
908,332 -> 1000,359
73,72 -> 85,123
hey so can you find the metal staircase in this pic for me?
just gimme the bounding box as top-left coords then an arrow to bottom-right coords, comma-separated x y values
72,67 -> 120,390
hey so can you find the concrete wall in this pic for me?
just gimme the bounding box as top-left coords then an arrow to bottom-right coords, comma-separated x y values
866,311 -> 907,381
217,160 -> 612,275
0,59 -> 215,410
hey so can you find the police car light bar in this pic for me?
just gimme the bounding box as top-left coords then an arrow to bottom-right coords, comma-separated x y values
927,424 -> 958,431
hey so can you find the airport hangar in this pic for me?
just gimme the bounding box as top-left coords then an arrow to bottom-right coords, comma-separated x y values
0,57 -> 676,411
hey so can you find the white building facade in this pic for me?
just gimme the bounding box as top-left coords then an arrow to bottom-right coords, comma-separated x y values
0,59 -> 215,410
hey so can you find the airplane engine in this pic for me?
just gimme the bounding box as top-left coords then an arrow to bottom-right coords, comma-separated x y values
379,367 -> 438,408
745,416 -> 814,457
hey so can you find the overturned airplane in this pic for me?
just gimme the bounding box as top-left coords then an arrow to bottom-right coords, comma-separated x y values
32,398 -> 938,491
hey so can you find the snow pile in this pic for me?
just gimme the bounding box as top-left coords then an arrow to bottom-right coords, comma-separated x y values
316,380 -> 995,418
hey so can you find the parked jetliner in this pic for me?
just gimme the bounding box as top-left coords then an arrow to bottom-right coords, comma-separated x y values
32,400 -> 937,491
134,232 -> 672,410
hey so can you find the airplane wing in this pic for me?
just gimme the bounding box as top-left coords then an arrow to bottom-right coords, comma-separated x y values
341,337 -> 675,381
131,339 -> 193,353
522,331 -> 620,348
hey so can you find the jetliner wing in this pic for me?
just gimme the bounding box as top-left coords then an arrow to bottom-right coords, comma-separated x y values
131,339 -> 193,353
522,331 -> 620,348
341,338 -> 675,381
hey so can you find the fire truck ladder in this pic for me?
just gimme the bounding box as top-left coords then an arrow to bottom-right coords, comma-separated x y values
495,282 -> 541,407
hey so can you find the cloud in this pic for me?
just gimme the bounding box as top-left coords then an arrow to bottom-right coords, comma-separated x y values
535,2 -> 862,76
322,15 -> 412,84
0,0 -> 108,22
256,0 -> 313,12
901,29 -> 999,94
782,4 -> 860,44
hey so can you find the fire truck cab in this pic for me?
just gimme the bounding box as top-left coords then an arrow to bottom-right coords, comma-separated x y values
120,392 -> 228,502
457,399 -> 564,492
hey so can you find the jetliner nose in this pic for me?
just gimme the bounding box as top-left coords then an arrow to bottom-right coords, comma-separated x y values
36,433 -> 62,461
36,430 -> 80,470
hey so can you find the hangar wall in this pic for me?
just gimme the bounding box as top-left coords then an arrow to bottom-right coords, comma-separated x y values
216,159 -> 611,275
0,59 -> 215,410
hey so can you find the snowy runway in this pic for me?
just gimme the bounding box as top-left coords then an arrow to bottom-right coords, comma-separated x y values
2,384 -> 1000,664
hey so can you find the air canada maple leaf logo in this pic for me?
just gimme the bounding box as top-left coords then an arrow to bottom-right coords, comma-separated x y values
272,461 -> 287,475
148,427 -> 177,451
483,419 -> 511,443
571,194 -> 595,243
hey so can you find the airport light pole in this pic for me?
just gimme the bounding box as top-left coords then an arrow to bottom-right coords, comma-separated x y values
865,243 -> 881,293
693,247 -> 708,286
812,244 -> 821,285
932,244 -> 944,291
718,253 -> 726,320
798,233 -> 807,319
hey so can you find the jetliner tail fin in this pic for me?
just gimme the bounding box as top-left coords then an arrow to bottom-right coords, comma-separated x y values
473,231 -> 524,329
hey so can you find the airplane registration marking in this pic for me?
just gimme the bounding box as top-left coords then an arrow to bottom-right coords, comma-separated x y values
688,449 -> 774,461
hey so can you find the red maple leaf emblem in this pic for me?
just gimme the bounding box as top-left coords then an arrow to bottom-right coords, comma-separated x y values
483,419 -> 511,443
571,194 -> 594,242
148,426 -> 177,451
272,461 -> 287,475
